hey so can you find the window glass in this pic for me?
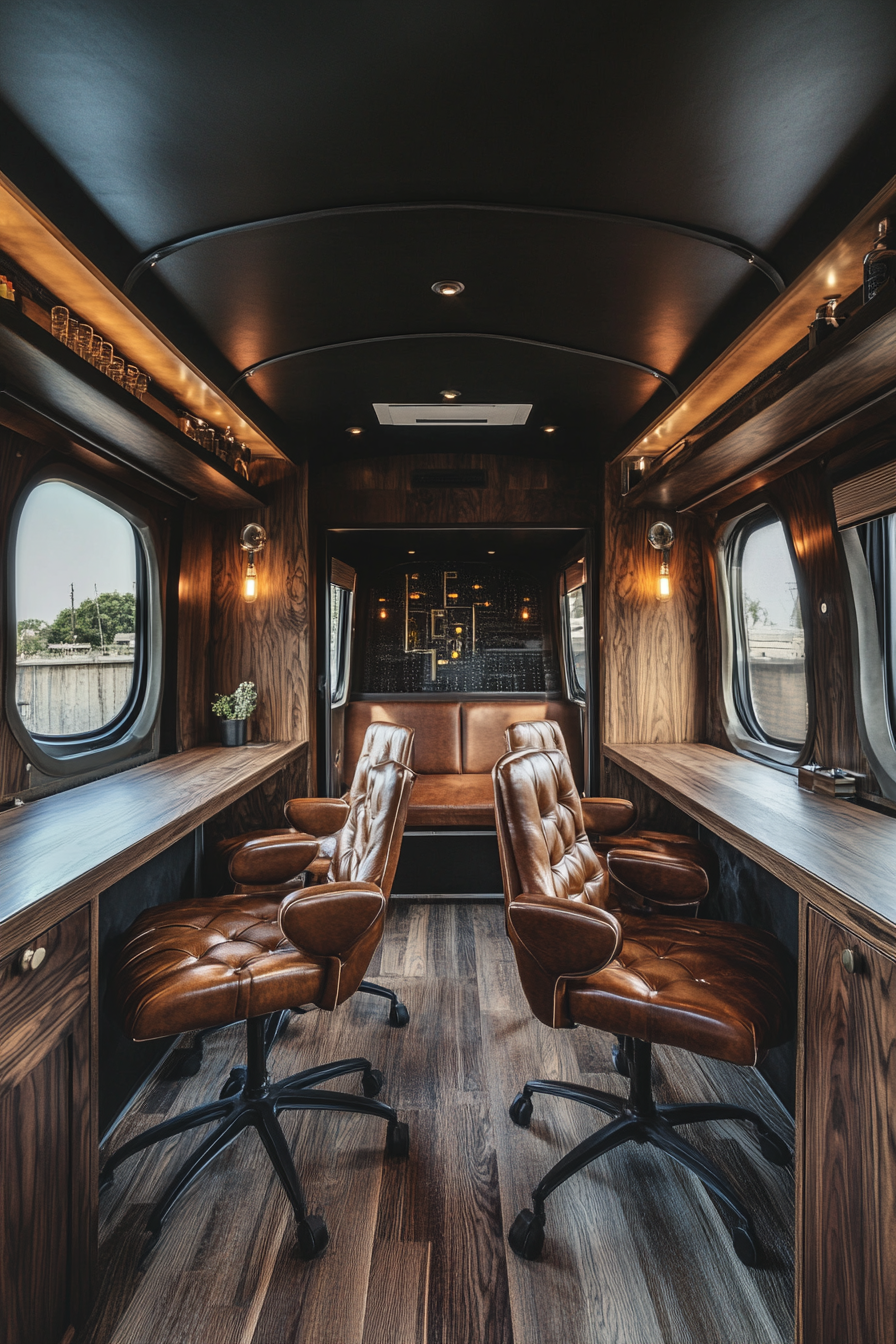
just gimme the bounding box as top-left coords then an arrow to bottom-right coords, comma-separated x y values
729,512 -> 808,748
329,582 -> 352,707
15,481 -> 139,737
856,513 -> 896,738
563,586 -> 586,699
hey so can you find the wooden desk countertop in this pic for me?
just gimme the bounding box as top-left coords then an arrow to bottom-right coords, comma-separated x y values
605,742 -> 896,951
0,741 -> 305,953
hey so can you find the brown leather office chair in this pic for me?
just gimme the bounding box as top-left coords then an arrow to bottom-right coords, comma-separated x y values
219,721 -> 415,883
100,757 -> 416,1263
492,747 -> 793,1266
504,720 -> 715,897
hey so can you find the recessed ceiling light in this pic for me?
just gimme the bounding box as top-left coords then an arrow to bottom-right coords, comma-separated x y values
542,424 -> 557,434
432,281 -> 464,296
408,549 -> 415,554
346,426 -> 363,435
441,389 -> 461,401
487,549 -> 495,554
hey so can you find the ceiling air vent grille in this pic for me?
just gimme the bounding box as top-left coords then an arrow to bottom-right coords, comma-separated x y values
373,403 -> 531,426
410,469 -> 488,489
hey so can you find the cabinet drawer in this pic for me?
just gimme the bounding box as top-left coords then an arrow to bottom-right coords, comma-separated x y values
0,904 -> 90,1091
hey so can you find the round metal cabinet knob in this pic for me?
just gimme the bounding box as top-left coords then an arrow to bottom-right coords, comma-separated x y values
841,947 -> 862,975
19,945 -> 47,973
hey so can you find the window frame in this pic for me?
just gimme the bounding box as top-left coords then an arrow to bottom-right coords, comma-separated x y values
5,464 -> 163,780
840,517 -> 896,801
717,503 -> 813,767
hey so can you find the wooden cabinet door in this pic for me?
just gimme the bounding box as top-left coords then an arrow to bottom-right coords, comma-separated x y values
802,906 -> 896,1344
0,906 -> 93,1344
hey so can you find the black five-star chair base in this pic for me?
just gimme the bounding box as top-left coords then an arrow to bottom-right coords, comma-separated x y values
507,1036 -> 792,1267
101,1013 -> 409,1264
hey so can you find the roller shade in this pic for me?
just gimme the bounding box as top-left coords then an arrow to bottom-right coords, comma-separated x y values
564,558 -> 586,592
330,557 -> 356,590
833,459 -> 896,530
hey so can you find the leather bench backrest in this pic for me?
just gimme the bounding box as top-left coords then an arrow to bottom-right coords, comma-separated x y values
345,702 -> 462,779
461,701 -> 584,788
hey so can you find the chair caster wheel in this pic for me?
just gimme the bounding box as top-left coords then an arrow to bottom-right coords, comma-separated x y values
219,1066 -> 246,1099
389,1002 -> 410,1028
758,1130 -> 792,1167
611,1042 -> 630,1077
295,1214 -> 329,1261
732,1223 -> 759,1267
508,1209 -> 545,1261
386,1121 -> 410,1158
362,1068 -> 384,1097
509,1092 -> 533,1127
168,1046 -> 203,1079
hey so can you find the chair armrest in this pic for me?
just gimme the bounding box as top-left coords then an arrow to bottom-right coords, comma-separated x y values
279,881 -> 385,956
280,881 -> 386,1010
228,835 -> 321,886
606,849 -> 709,909
507,893 -> 622,977
283,798 -> 351,835
580,797 -> 636,836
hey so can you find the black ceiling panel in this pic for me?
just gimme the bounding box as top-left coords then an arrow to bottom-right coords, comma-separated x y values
1,0 -> 895,462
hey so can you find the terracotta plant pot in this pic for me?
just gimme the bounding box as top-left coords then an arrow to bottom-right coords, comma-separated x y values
219,718 -> 248,747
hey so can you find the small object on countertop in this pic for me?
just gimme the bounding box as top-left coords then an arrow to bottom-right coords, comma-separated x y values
800,765 -> 865,797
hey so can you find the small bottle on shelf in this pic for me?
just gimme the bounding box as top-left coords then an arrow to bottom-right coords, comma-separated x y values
807,294 -> 842,350
863,218 -> 896,303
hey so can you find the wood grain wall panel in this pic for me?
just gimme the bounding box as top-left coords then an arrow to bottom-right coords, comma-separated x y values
312,453 -> 599,528
175,505 -> 213,752
600,462 -> 705,756
210,459 -> 310,749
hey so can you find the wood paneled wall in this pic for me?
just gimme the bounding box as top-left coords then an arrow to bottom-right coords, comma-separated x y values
312,452 -> 600,527
208,459 -> 311,784
599,462 -> 706,829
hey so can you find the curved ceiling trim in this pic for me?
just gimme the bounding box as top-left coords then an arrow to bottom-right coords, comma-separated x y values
227,331 -> 681,399
123,201 -> 785,296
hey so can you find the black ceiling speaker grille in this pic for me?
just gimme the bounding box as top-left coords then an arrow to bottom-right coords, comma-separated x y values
410,468 -> 488,489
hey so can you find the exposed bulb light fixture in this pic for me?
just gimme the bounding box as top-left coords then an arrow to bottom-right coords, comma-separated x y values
239,522 -> 267,603
647,522 -> 674,603
432,281 -> 465,296
441,389 -> 461,401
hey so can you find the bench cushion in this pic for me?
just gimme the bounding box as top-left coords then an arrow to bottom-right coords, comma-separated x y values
345,701 -> 461,777
407,774 -> 495,827
461,701 -> 583,787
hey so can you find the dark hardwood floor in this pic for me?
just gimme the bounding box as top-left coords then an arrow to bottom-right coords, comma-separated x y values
79,902 -> 794,1344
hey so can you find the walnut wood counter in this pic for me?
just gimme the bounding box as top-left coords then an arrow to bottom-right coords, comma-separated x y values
604,742 -> 896,952
0,740 -> 306,956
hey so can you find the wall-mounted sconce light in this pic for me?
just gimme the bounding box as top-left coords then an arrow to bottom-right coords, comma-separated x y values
647,522 -> 674,602
520,596 -> 531,621
239,523 -> 267,603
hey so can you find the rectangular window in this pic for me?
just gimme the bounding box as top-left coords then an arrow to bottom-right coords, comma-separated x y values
561,559 -> 587,701
329,582 -> 353,708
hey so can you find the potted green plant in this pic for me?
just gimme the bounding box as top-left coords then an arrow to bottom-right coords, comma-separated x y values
211,680 -> 257,747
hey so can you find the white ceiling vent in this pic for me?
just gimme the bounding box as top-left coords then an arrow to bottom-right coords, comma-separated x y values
373,402 -> 532,426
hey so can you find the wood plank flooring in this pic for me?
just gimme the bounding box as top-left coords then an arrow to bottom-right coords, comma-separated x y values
78,902 -> 794,1344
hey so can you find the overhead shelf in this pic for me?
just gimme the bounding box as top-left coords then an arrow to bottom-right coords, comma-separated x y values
0,299 -> 267,507
623,280 -> 896,513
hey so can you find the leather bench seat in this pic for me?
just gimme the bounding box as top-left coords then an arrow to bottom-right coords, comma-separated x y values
405,774 -> 495,826
345,699 -> 583,828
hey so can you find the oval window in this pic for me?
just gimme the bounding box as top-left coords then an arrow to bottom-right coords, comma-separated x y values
723,508 -> 810,760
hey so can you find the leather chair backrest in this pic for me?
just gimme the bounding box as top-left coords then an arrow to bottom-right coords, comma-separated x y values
492,748 -> 609,908
505,719 -> 569,760
333,757 -> 416,899
349,722 -> 415,801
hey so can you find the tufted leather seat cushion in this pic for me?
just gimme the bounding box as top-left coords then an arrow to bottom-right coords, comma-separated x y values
567,913 -> 792,1066
114,882 -> 386,1041
114,895 -> 326,1039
